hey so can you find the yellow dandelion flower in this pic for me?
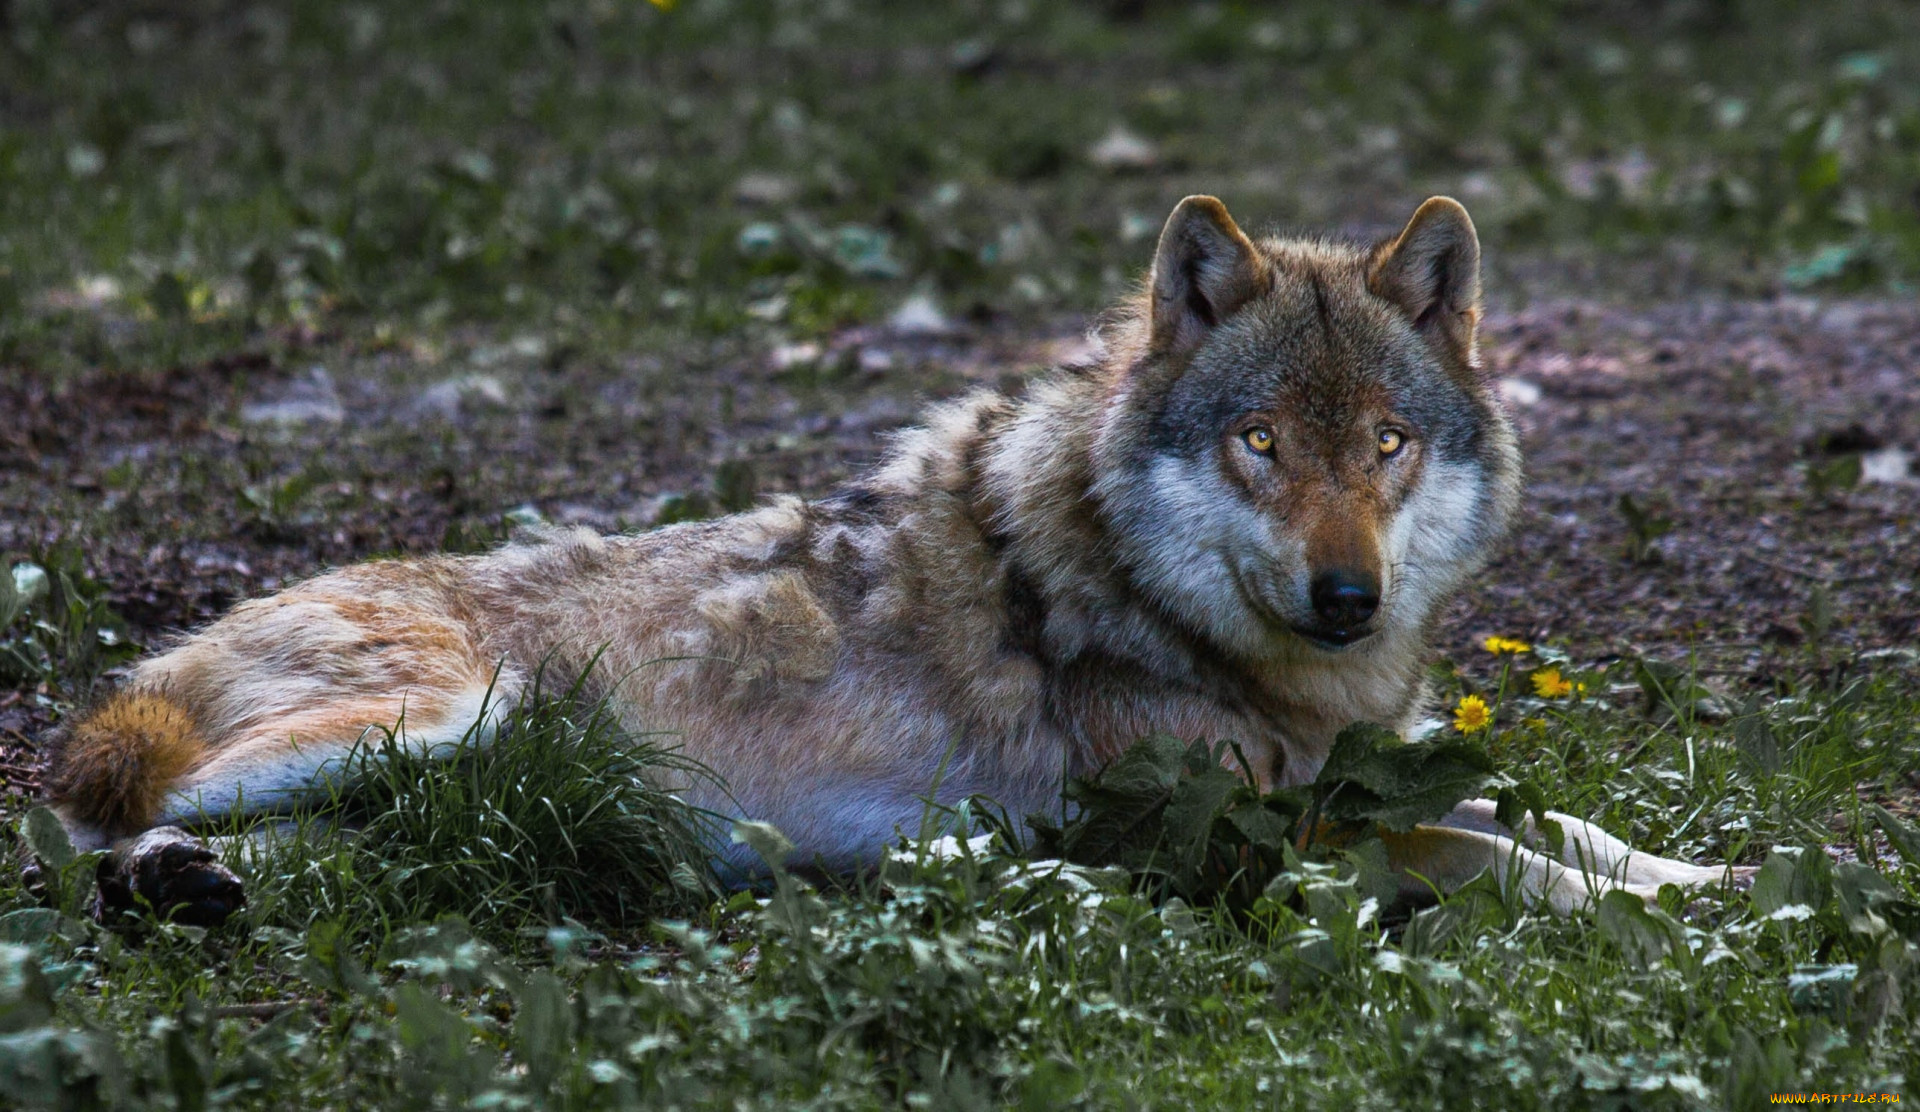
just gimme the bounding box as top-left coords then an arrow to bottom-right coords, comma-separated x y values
1453,694 -> 1492,734
1482,635 -> 1531,655
1531,668 -> 1575,699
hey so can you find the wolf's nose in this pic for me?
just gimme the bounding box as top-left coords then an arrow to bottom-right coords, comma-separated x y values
1310,571 -> 1379,629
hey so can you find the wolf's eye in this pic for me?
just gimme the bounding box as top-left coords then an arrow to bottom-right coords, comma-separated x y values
1243,428 -> 1275,455
1377,429 -> 1405,457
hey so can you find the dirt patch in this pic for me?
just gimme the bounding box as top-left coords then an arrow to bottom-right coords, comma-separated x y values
1449,297 -> 1919,677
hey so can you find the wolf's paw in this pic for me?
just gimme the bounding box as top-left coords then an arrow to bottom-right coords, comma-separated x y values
98,827 -> 246,927
1628,864 -> 1763,917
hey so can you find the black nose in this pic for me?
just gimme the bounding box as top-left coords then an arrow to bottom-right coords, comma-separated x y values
1310,571 -> 1379,629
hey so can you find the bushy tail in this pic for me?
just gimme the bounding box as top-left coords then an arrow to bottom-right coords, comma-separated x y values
42,690 -> 207,836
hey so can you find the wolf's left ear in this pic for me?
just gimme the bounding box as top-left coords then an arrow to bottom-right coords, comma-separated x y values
1368,197 -> 1482,369
1149,196 -> 1267,357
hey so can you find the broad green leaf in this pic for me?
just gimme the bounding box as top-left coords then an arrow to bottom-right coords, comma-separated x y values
0,563 -> 16,629
514,970 -> 574,1093
1051,734 -> 1186,865
1225,804 -> 1290,851
0,943 -> 55,1033
0,909 -> 90,948
393,982 -> 487,1092
1750,846 -> 1833,919
1317,722 -> 1395,785
1163,764 -> 1242,876
1353,778 -> 1494,833
162,1018 -> 208,1112
1832,862 -> 1899,935
1073,734 -> 1186,802
1019,1057 -> 1086,1111
1597,889 -> 1685,969
1313,734 -> 1497,832
1339,838 -> 1400,908
731,820 -> 795,872
21,808 -> 75,873
1869,804 -> 1920,867
304,920 -> 375,997
1722,1029 -> 1800,1111
1786,963 -> 1857,1018
1732,714 -> 1782,776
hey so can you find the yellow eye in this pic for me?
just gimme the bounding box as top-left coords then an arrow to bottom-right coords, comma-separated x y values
1378,429 -> 1405,457
1243,427 -> 1275,454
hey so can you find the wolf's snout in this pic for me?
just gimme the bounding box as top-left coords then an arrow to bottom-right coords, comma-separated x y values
1309,570 -> 1380,631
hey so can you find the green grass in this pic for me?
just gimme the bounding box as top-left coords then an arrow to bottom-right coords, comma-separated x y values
226,668 -> 722,945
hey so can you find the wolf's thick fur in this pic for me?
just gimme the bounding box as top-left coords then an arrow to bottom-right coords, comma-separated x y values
41,196 -> 1745,921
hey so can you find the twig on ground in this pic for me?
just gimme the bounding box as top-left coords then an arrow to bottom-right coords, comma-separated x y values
211,1000 -> 327,1020
1740,552 -> 1874,584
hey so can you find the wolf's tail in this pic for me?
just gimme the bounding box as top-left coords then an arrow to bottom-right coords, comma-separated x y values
42,690 -> 207,836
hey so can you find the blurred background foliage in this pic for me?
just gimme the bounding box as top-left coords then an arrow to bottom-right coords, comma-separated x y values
0,0 -> 1916,372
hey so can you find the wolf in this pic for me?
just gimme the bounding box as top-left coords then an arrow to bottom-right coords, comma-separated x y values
35,195 -> 1747,925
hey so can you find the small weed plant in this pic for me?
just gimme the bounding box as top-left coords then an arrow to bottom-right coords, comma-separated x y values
1,551 -> 138,702
224,668 -> 723,945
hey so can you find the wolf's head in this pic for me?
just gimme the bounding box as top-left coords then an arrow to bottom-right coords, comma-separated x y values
1091,195 -> 1521,661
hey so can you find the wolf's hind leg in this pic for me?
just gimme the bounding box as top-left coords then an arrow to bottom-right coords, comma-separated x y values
113,681 -> 517,923
49,677 -> 517,926
38,563 -> 523,925
153,680 -> 519,827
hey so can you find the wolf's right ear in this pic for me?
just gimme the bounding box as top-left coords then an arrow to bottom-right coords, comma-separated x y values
1369,197 -> 1482,368
1149,196 -> 1266,357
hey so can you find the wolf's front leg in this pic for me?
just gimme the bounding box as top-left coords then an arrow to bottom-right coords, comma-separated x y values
1378,823 -> 1642,915
1435,797 -> 1758,892
1380,799 -> 1755,915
